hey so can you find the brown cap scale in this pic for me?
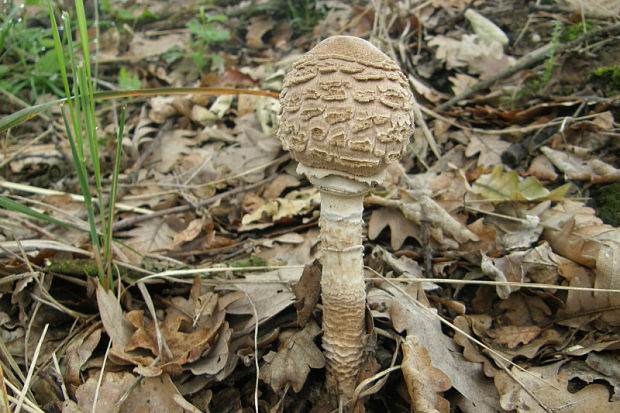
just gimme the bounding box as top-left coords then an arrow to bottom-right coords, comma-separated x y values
277,36 -> 414,405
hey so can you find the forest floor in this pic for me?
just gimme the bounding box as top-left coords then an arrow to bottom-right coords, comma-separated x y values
0,0 -> 619,412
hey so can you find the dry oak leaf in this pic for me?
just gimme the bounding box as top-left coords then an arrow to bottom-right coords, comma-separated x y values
494,361 -> 620,413
259,321 -> 325,393
125,310 -> 223,376
368,206 -> 422,250
486,325 -> 543,350
367,193 -> 478,249
62,371 -> 192,413
402,334 -> 451,413
390,298 -> 500,412
465,134 -> 511,167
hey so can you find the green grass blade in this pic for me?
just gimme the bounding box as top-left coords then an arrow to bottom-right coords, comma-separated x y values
74,0 -> 92,82
0,196 -> 86,233
61,107 -> 105,281
48,1 -> 72,102
105,106 -> 126,285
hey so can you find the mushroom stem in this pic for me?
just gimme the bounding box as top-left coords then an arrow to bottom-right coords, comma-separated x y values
310,174 -> 370,399
276,35 -> 415,404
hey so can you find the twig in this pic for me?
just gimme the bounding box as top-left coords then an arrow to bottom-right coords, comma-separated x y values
113,174 -> 276,231
435,22 -> 620,111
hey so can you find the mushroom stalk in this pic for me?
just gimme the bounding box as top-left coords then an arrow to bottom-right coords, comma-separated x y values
311,175 -> 369,397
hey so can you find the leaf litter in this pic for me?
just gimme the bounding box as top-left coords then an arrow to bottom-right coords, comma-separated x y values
0,0 -> 619,412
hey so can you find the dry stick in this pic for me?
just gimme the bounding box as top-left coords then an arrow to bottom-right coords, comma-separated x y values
3,382 -> 44,413
409,79 -> 441,160
112,174 -> 276,231
92,339 -> 112,413
51,353 -> 69,402
0,363 -> 10,413
14,324 -> 48,413
435,22 -> 620,112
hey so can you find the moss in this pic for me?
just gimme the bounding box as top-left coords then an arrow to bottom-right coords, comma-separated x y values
591,183 -> 620,227
561,20 -> 592,42
590,66 -> 620,96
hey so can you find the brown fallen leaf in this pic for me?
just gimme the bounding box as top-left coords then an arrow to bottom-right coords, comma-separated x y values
390,297 -> 500,412
64,328 -> 102,393
494,361 -> 620,413
167,216 -> 206,250
260,321 -> 325,393
401,334 -> 451,413
453,316 -> 497,378
63,371 -> 193,413
125,309 -> 223,376
292,259 -> 322,327
465,134 -> 511,167
486,325 -> 543,350
368,206 -> 422,250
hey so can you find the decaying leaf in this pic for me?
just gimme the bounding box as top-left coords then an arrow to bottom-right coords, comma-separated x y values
123,219 -> 176,257
260,321 -> 325,393
64,328 -> 102,390
219,271 -> 297,333
401,334 -> 451,413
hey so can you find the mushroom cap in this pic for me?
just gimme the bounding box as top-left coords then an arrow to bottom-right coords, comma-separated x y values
277,36 -> 414,178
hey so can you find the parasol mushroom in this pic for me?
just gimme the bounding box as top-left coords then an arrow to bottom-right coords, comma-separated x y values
277,35 -> 414,403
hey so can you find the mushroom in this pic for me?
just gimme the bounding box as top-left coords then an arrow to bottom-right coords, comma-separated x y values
277,36 -> 414,402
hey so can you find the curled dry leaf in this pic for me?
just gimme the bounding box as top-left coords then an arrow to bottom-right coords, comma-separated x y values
259,321 -> 325,393
401,334 -> 451,413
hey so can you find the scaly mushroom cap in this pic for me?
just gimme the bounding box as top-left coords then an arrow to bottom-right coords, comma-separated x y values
277,36 -> 414,178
